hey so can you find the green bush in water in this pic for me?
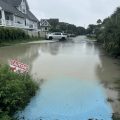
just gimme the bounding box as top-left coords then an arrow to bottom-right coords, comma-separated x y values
0,65 -> 39,119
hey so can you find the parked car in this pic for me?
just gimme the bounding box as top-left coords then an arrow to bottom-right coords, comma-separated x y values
46,32 -> 68,40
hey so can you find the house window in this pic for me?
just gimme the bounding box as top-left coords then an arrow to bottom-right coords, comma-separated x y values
5,12 -> 13,21
25,20 -> 26,26
23,9 -> 26,13
6,16 -> 9,20
45,27 -> 47,31
15,16 -> 24,24
55,32 -> 61,35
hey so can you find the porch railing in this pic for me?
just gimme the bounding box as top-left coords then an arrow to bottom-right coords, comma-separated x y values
0,19 -> 38,30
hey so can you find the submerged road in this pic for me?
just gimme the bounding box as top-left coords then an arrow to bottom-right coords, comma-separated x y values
0,36 -> 120,120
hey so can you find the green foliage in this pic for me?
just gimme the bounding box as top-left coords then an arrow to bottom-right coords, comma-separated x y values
76,26 -> 86,35
88,7 -> 120,57
0,65 -> 38,119
112,113 -> 120,120
97,19 -> 102,24
48,19 -> 59,29
0,27 -> 42,47
0,112 -> 12,120
0,27 -> 30,43
98,7 -> 120,56
48,19 -> 86,35
86,24 -> 98,35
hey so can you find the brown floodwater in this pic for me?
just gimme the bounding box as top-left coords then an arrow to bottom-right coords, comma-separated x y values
0,36 -> 120,120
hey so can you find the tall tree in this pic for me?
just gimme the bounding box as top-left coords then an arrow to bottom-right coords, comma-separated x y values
96,7 -> 120,57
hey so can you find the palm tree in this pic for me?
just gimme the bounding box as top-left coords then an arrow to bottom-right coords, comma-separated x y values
97,19 -> 102,25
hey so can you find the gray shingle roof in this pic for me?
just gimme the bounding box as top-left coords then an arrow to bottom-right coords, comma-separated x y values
0,0 -> 38,22
40,19 -> 51,27
27,10 -> 38,22
2,0 -> 22,7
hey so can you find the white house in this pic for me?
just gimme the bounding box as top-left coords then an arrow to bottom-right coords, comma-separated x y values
40,19 -> 51,32
0,0 -> 39,34
39,19 -> 51,38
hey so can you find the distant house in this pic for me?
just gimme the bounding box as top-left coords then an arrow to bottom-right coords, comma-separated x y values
39,19 -> 51,38
0,0 -> 39,34
40,19 -> 51,32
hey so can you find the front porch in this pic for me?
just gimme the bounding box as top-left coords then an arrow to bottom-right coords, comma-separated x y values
0,10 -> 11,26
0,9 -> 38,30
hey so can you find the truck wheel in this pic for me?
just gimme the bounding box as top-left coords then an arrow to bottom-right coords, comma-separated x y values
49,37 -> 53,40
61,37 -> 66,40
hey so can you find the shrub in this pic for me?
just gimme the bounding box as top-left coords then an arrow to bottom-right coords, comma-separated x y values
96,7 -> 120,57
0,27 -> 30,42
0,65 -> 39,119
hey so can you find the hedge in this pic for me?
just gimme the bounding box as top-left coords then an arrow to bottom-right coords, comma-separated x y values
0,27 -> 30,42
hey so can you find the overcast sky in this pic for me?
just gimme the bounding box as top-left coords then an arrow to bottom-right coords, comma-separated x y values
27,0 -> 120,27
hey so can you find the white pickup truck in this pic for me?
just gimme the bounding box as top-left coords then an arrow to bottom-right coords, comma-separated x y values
46,32 -> 68,40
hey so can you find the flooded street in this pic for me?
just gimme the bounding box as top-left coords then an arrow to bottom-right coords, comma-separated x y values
0,36 -> 120,120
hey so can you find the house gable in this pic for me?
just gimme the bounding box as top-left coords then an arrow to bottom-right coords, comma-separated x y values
17,0 -> 29,14
40,19 -> 51,27
18,0 -> 26,14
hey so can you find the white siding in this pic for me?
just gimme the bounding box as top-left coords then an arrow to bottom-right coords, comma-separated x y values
26,19 -> 38,29
34,22 -> 38,29
14,16 -> 25,28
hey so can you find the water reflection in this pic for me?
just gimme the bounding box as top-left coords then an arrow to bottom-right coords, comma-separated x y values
0,44 -> 40,71
96,51 -> 120,114
39,43 -> 60,55
28,37 -> 100,80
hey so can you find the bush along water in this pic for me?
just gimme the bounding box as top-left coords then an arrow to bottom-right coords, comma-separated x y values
0,65 -> 39,119
0,27 -> 42,47
86,7 -> 120,57
0,27 -> 30,42
100,8 -> 120,57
